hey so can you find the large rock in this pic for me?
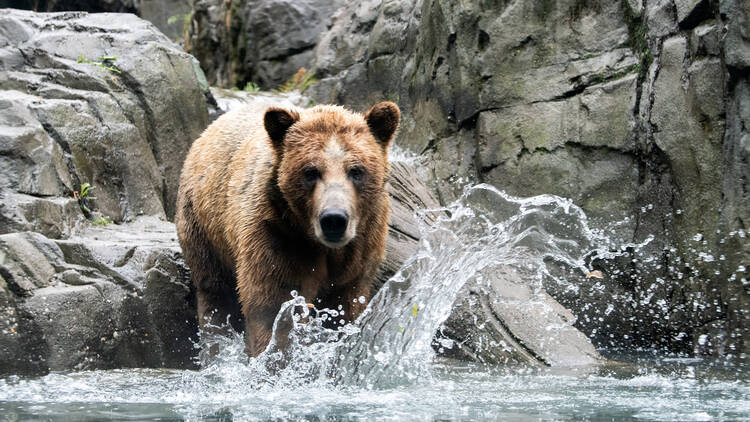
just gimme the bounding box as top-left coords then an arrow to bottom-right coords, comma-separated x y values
715,0 -> 750,359
0,217 -> 198,375
185,0 -> 345,89
0,9 -> 210,231
5,0 -> 138,13
380,163 -> 602,367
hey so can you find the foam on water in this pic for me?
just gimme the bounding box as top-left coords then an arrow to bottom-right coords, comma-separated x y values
0,184 -> 747,420
0,359 -> 748,420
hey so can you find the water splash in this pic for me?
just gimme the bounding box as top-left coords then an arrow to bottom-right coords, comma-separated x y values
181,183 -> 652,391
330,184 -> 651,387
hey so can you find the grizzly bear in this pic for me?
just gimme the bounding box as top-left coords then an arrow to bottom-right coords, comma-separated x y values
175,100 -> 400,357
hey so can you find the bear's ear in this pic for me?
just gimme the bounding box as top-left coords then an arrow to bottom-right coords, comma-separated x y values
365,101 -> 400,147
264,107 -> 300,150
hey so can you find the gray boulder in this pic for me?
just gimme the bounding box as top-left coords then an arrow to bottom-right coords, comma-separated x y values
0,10 -> 211,374
0,217 -> 198,375
0,9 -> 210,231
716,0 -> 750,359
381,162 -> 603,367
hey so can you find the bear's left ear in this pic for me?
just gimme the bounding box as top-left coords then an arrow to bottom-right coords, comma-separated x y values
264,107 -> 300,151
365,101 -> 400,147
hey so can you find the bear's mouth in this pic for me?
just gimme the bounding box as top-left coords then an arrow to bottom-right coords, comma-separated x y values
316,232 -> 355,249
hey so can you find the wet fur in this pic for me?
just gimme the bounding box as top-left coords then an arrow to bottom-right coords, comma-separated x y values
175,102 -> 398,357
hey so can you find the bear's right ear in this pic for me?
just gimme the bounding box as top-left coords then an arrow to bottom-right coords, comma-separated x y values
264,107 -> 300,150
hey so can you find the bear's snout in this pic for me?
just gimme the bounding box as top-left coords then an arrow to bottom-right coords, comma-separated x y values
319,209 -> 349,243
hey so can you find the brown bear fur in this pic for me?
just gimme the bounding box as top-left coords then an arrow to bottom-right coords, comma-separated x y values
175,101 -> 400,357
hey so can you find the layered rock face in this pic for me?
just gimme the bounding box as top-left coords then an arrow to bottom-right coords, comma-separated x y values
0,218 -> 198,374
185,0 -> 345,89
308,0 -> 749,357
0,9 -> 209,374
0,9 -> 210,231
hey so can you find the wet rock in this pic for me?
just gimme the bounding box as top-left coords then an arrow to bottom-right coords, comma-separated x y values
646,0 -> 678,40
723,0 -> 750,69
718,0 -> 750,360
0,217 -> 198,375
439,268 -> 603,367
651,37 -> 724,248
690,24 -> 720,57
0,9 -> 210,227
186,0 -> 345,89
379,162 -> 604,367
0,232 -> 59,296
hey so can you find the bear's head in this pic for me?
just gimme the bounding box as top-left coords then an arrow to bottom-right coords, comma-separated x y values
264,102 -> 400,249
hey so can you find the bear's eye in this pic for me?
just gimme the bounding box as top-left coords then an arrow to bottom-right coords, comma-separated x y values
303,166 -> 321,186
348,166 -> 366,183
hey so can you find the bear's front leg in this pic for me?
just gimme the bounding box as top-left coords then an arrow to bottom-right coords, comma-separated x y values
237,253 -> 293,357
243,304 -> 280,357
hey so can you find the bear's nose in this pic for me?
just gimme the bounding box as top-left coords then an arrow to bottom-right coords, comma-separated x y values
319,209 -> 349,242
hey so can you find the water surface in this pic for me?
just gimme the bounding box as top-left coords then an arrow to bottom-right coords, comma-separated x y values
1,356 -> 747,421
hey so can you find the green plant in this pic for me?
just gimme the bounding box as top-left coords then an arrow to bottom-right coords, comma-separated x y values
167,11 -> 193,36
276,68 -> 318,93
77,55 -> 121,74
91,215 -> 113,226
79,182 -> 93,199
75,182 -> 96,214
242,81 -> 261,92
75,183 -> 113,225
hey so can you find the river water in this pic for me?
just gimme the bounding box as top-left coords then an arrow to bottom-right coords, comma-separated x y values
0,183 -> 747,421
0,356 -> 747,421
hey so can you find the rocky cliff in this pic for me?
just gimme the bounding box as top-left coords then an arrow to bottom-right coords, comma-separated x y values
186,0 -> 748,358
301,0 -> 748,358
0,9 -> 603,375
183,0 -> 345,88
0,9 -> 210,374
3,0 -> 193,41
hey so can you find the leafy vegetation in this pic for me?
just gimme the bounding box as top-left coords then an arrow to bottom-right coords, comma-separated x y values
77,55 -> 121,74
276,68 -> 318,93
75,182 -> 96,215
242,81 -> 261,92
621,0 -> 652,71
91,215 -> 113,226
74,183 -> 113,226
230,81 -> 261,92
167,11 -> 193,38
